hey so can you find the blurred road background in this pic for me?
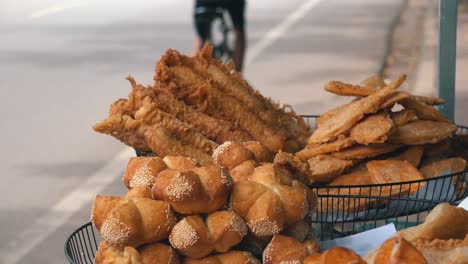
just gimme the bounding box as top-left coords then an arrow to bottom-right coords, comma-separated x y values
0,0 -> 466,263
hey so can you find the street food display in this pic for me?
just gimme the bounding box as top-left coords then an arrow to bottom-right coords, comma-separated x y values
88,45 -> 468,263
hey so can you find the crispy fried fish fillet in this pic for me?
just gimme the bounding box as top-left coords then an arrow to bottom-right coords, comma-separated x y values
388,120 -> 457,145
391,109 -> 417,127
366,160 -> 425,194
331,144 -> 402,160
419,157 -> 466,178
145,126 -> 213,165
350,111 -> 394,145
127,77 -> 254,144
309,74 -> 406,144
360,75 -> 386,89
413,95 -> 445,106
307,155 -> 353,183
324,81 -> 377,97
155,50 -> 286,152
380,91 -> 411,108
401,97 -> 450,122
296,135 -> 356,160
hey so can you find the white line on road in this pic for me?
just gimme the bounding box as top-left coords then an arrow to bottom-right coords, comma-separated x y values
0,147 -> 134,264
246,0 -> 323,64
31,0 -> 90,18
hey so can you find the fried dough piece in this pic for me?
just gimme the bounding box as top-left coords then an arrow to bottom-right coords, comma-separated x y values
324,81 -> 376,97
366,160 -> 425,194
388,120 -> 457,145
419,157 -> 466,178
413,95 -> 445,106
401,97 -> 450,122
156,51 -> 286,152
391,109 -> 417,127
391,146 -> 424,167
331,144 -> 402,160
127,78 -> 254,144
309,74 -> 406,144
316,101 -> 355,127
274,151 -> 313,185
307,155 -> 353,183
195,45 -> 311,147
360,75 -> 386,89
380,91 -> 412,108
350,112 -> 394,144
296,136 -> 356,160
317,171 -> 380,213
145,126 -> 214,165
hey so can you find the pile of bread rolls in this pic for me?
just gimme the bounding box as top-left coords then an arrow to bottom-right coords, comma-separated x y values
91,141 -> 318,263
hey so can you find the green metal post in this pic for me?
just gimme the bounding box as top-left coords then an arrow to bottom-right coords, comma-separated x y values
438,0 -> 457,121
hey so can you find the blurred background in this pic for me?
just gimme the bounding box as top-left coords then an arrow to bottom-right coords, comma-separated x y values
0,0 -> 467,263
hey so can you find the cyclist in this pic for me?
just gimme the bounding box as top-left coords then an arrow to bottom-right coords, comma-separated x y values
193,0 -> 246,72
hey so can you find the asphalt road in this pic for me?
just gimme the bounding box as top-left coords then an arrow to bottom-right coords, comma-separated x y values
0,0 -> 404,263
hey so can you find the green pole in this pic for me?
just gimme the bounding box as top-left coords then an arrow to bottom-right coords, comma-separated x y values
438,0 -> 457,122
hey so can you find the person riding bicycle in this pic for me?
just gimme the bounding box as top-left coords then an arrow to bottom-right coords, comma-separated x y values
193,0 -> 246,72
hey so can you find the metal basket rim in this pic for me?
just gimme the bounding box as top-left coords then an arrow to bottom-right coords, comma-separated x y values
64,221 -> 93,263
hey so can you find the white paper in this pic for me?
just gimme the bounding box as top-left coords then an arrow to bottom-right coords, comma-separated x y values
319,223 -> 396,257
458,196 -> 468,210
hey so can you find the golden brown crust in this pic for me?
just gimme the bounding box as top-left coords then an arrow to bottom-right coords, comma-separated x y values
182,251 -> 260,264
400,97 -> 450,123
304,247 -> 365,264
95,241 -> 142,264
419,157 -> 466,179
366,160 -> 425,194
390,146 -> 424,168
324,80 -> 376,97
331,143 -> 402,160
262,235 -> 319,264
229,159 -> 257,183
151,166 -> 232,215
391,109 -> 417,127
388,120 -> 457,145
139,243 -> 180,264
163,156 -> 197,172
274,151 -> 314,185
169,212 -> 247,259
296,136 -> 356,160
123,157 -> 168,189
242,141 -> 274,163
350,111 -> 394,145
372,237 -> 427,264
212,141 -> 255,170
307,155 -> 354,183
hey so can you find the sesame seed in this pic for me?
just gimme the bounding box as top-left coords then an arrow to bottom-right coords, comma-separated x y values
227,213 -> 248,237
248,218 -> 281,237
169,218 -> 199,249
129,164 -> 154,188
212,141 -> 234,164
165,174 -> 193,202
100,216 -> 131,247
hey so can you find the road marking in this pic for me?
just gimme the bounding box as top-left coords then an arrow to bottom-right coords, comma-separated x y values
31,0 -> 90,18
0,147 -> 134,264
246,0 -> 323,63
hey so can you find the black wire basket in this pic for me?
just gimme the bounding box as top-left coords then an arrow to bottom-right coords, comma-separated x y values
64,115 -> 468,263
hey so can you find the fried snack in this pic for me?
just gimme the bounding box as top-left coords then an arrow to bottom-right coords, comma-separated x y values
307,155 -> 353,183
151,165 -> 232,214
242,141 -> 274,162
123,157 -> 168,189
324,81 -> 376,97
145,126 -> 214,166
360,75 -> 386,89
419,157 -> 466,179
380,91 -> 412,108
412,236 -> 468,264
398,203 -> 468,242
390,146 -> 424,167
350,111 -> 394,144
156,49 -> 295,152
274,151 -> 314,185
296,135 -> 356,160
391,109 -> 417,127
366,160 -> 425,194
413,95 -> 445,106
191,45 -> 311,148
262,235 -> 319,264
318,171 -> 379,213
169,211 -> 247,258
95,241 -> 142,264
91,195 -> 177,248
303,247 -> 365,264
309,74 -> 406,144
388,120 -> 457,145
229,164 -> 313,237
400,97 -> 450,123
366,237 -> 428,264
316,100 -> 355,127
331,143 -> 402,160
127,77 -> 254,144
182,251 -> 260,264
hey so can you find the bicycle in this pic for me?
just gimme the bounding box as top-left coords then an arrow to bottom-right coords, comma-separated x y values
194,1 -> 235,64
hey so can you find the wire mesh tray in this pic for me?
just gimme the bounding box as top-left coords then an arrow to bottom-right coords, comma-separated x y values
65,115 -> 468,262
